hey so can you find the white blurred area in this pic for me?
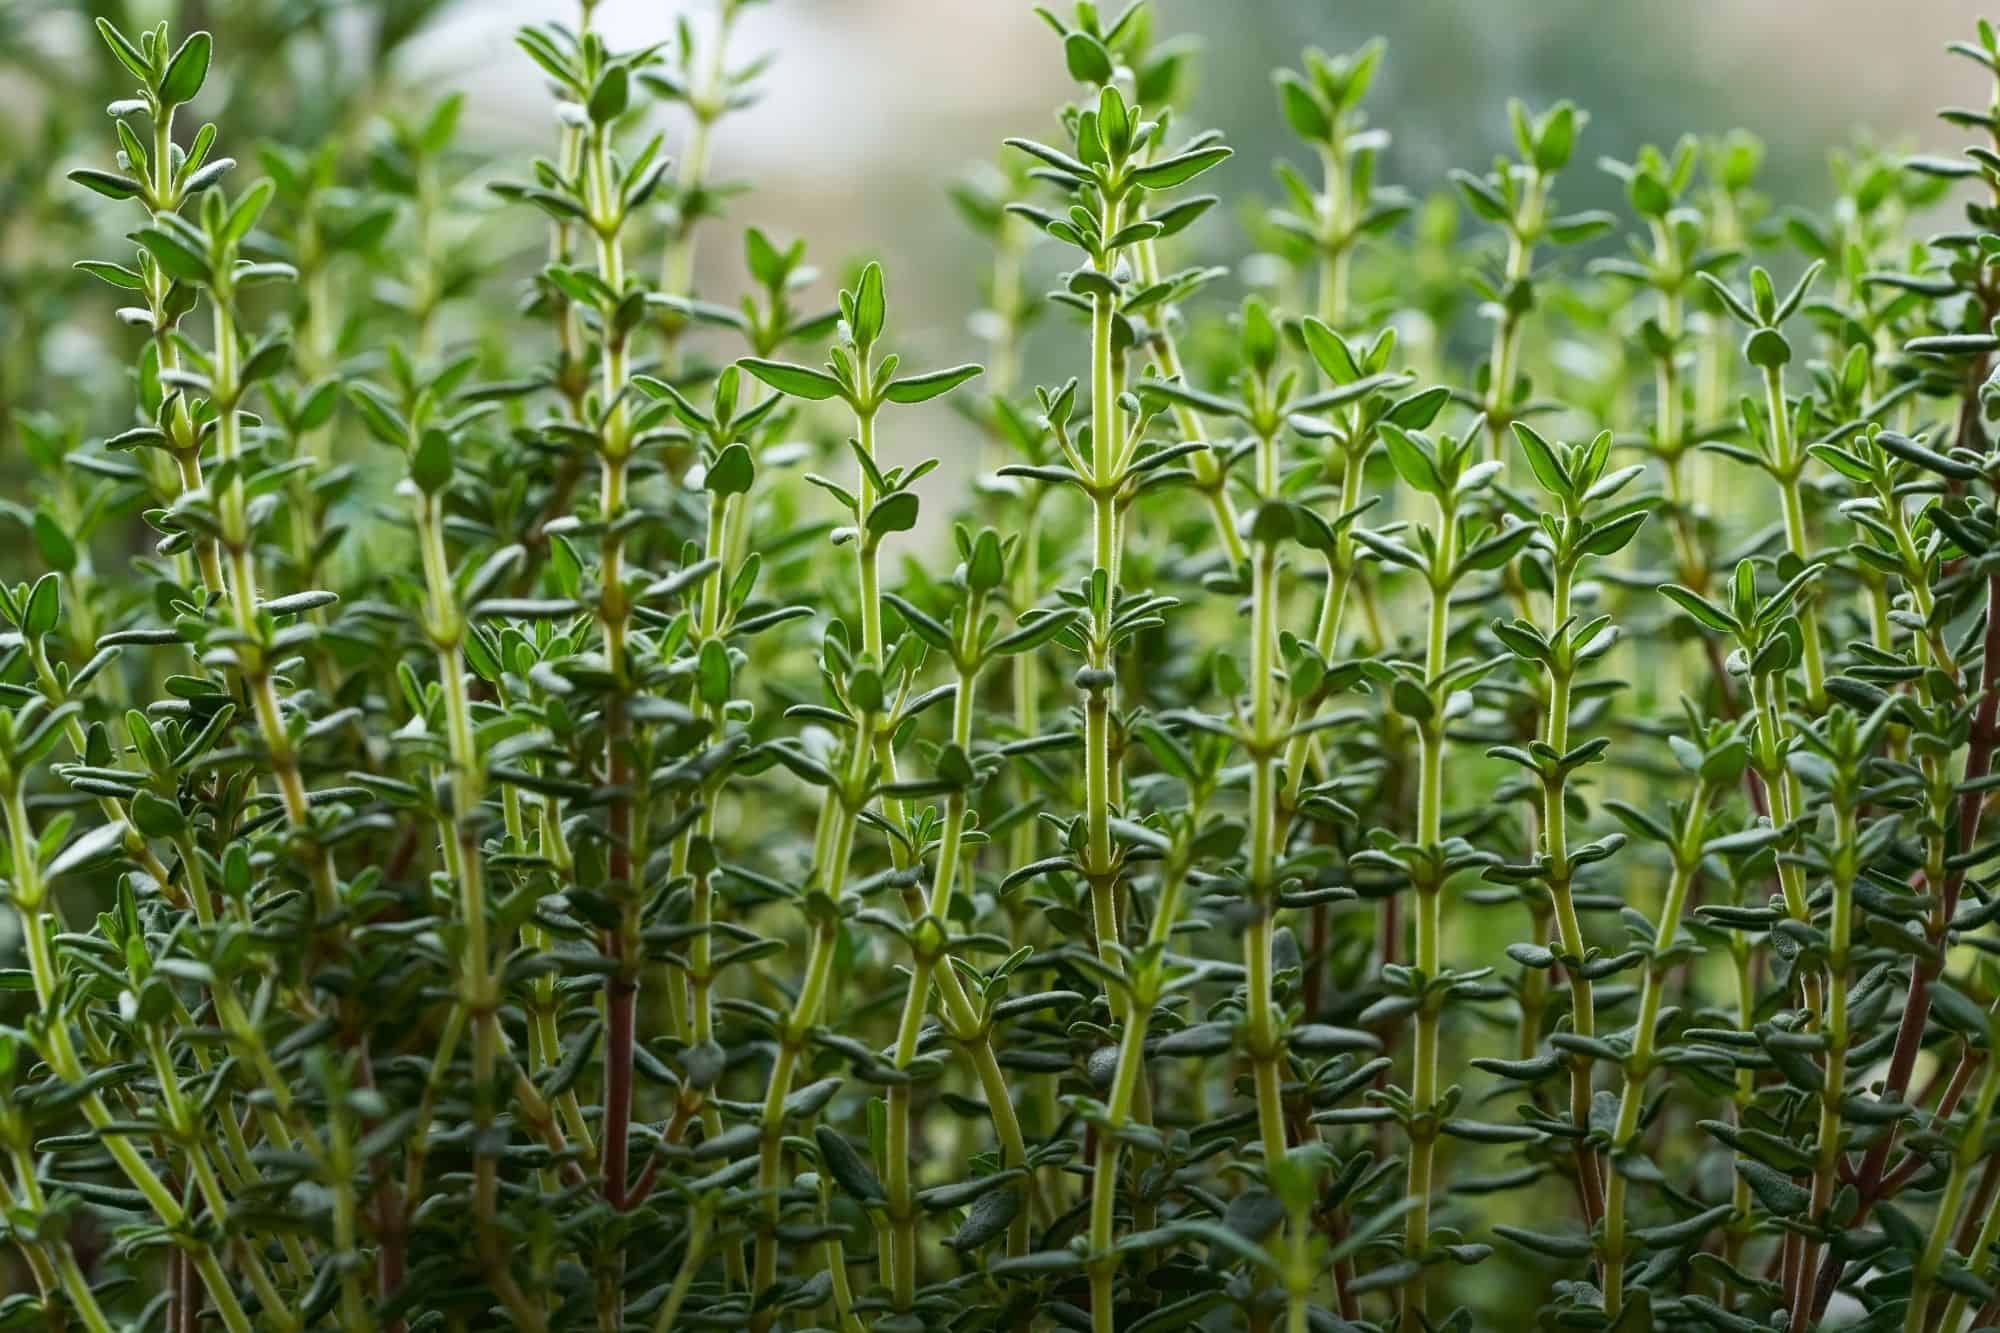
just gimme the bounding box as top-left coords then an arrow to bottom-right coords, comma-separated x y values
391,0 -> 1997,316
408,2 -> 1071,333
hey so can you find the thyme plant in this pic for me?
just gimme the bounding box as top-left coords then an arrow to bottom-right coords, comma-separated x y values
12,5 -> 2000,1332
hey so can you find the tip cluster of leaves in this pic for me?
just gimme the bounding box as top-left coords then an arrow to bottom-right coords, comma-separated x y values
11,3 -> 2000,1332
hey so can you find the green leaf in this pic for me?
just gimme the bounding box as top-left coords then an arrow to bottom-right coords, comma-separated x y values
1878,432 -> 1981,482
814,1125 -> 884,1203
1390,677 -> 1434,722
1493,1225 -> 1595,1260
129,790 -> 186,839
1735,1160 -> 1809,1217
989,609 -> 1080,656
1744,327 -> 1791,370
951,1185 -> 1021,1252
158,31 -> 212,106
697,639 -> 732,708
1275,72 -> 1331,142
1300,317 -> 1359,384
1628,170 -> 1671,218
882,363 -> 982,405
69,168 -> 142,200
739,358 -> 845,402
95,19 -> 152,81
1386,386 -> 1452,429
1510,421 -> 1570,498
132,227 -> 209,284
587,64 -> 630,124
882,594 -> 952,652
47,820 -> 130,878
1533,102 -> 1578,170
705,443 -> 755,497
411,430 -> 453,495
852,262 -> 886,346
1577,510 -> 1648,559
32,512 -> 78,574
1658,584 -> 1735,634
1930,981 -> 1993,1045
23,573 -> 60,638
1003,137 -> 1091,180
1379,424 -> 1443,496
1130,146 -> 1232,192
74,260 -> 144,290
1451,169 -> 1510,223
867,491 -> 920,538
1063,31 -> 1114,84
1136,378 -> 1244,420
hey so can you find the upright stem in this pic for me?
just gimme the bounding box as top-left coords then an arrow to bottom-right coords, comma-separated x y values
885,646 -> 981,1310
414,490 -> 543,1329
1764,368 -> 1826,708
1939,1146 -> 2000,1333
1279,443 -> 1363,806
1810,572 -> 2000,1319
1602,787 -> 1712,1314
752,908 -> 842,1296
1403,493 -> 1456,1329
1483,172 -> 1548,464
1542,558 -> 1605,1227
1089,848 -> 1195,1333
1084,197 -> 1127,993
3,790 -> 249,1333
1907,1058 -> 2000,1332
657,2 -> 734,360
1134,205 -> 1244,567
1247,422 -> 1290,1169
1790,799 -> 1858,1327
587,111 -> 642,1231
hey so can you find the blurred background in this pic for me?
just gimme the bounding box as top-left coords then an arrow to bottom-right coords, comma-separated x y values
2,0 -> 1994,498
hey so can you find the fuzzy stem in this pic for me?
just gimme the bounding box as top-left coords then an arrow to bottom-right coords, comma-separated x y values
885,647 -> 980,1309
585,107 -> 643,1241
1482,171 -> 1548,464
1602,786 -> 1712,1314
1089,851 -> 1194,1333
1790,798 -> 1858,1327
1247,419 -> 1290,1172
1763,366 -> 1826,708
1542,558 -> 1605,1227
1403,490 -> 1456,1328
4,789 -> 247,1333
1938,1152 -> 2000,1333
1083,196 -> 1128,1006
652,1203 -> 714,1333
1133,208 -> 1244,567
1907,1058 -> 2000,1332
751,713 -> 868,1307
415,486 -> 543,1328
1812,570 -> 2000,1317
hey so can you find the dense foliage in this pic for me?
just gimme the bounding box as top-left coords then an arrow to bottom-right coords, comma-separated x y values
6,2 -> 2000,1330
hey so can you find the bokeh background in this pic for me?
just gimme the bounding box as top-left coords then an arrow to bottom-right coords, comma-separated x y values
3,0 -> 1996,466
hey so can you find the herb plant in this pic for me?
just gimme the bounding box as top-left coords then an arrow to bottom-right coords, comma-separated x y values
10,4 -> 2000,1332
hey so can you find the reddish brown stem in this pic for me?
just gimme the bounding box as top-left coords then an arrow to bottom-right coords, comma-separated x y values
354,1037 -> 407,1333
1810,572 -> 2000,1319
174,1243 -> 196,1333
603,963 -> 637,1210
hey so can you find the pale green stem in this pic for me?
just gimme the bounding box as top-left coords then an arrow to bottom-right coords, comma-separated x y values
1763,367 -> 1826,708
1602,787 -> 1713,1314
1907,1059 -> 2000,1332
1403,494 -> 1456,1327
